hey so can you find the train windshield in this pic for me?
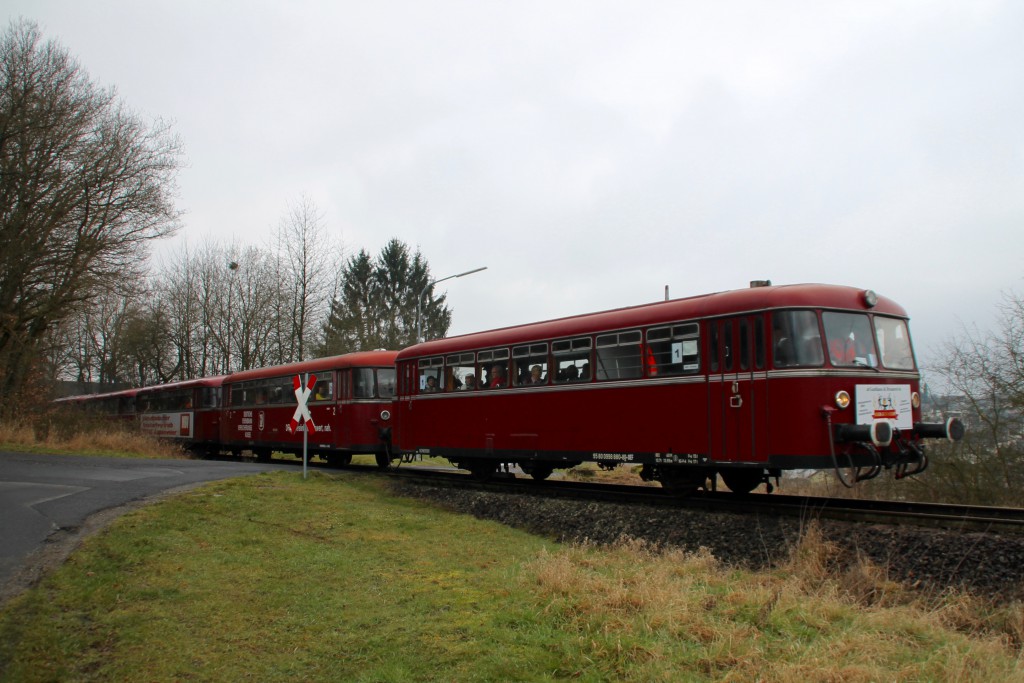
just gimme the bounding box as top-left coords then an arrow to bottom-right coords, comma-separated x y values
353,367 -> 397,399
772,310 -> 824,368
823,312 -> 878,368
874,316 -> 915,370
377,368 -> 397,397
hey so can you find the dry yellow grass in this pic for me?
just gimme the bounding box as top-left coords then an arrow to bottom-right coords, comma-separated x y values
0,415 -> 184,459
523,525 -> 1024,681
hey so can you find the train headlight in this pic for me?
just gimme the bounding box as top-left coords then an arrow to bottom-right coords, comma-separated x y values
911,392 -> 921,409
863,290 -> 878,308
380,410 -> 391,421
835,391 -> 851,410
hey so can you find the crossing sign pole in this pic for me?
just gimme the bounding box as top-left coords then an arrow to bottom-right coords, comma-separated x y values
291,372 -> 317,480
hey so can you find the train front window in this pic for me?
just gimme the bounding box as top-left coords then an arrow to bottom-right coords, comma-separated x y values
201,387 -> 220,408
354,368 -> 376,398
772,310 -> 824,368
823,312 -> 878,368
377,368 -> 397,397
874,316 -> 915,370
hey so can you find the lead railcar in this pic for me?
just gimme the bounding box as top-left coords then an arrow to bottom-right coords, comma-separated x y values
391,282 -> 963,493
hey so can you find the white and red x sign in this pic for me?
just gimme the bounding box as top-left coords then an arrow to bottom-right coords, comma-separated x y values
290,373 -> 317,434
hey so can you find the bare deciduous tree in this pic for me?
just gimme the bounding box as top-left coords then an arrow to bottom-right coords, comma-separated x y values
273,195 -> 337,363
899,289 -> 1024,505
0,20 -> 180,413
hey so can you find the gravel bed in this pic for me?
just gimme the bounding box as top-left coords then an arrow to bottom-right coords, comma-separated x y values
391,481 -> 1024,602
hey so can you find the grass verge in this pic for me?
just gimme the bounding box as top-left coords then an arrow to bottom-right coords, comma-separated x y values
1,472 -> 1021,681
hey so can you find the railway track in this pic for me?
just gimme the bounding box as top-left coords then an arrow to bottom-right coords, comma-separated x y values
386,466 -> 1024,535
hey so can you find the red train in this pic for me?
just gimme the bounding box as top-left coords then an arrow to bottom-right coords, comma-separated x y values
57,282 -> 963,493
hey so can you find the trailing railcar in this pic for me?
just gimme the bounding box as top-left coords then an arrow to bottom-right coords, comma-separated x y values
54,388 -> 139,426
220,351 -> 398,465
136,376 -> 226,456
392,282 -> 963,493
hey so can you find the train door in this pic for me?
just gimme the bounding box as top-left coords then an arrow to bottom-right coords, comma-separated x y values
710,316 -> 768,462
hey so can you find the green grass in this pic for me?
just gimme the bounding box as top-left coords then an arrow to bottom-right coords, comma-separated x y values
1,471 -> 1022,681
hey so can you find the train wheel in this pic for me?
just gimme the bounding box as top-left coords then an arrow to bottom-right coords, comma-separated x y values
375,453 -> 391,469
327,453 -> 353,467
468,460 -> 497,480
720,469 -> 763,494
529,465 -> 554,481
657,468 -> 707,495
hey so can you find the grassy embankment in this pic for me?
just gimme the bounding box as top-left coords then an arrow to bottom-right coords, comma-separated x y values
1,468 -> 1022,682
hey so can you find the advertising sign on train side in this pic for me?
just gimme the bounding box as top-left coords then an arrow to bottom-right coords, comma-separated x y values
140,412 -> 194,439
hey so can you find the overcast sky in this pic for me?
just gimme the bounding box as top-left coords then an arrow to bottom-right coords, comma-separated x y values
6,1 -> 1023,369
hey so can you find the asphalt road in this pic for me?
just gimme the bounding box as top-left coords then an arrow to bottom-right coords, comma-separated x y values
0,452 -> 287,603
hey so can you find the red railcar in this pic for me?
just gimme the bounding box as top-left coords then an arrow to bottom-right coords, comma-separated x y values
220,351 -> 398,465
54,388 -> 139,426
135,376 -> 226,455
393,282 -> 963,492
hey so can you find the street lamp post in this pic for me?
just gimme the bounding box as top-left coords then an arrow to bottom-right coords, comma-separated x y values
416,266 -> 487,343
226,261 -> 239,373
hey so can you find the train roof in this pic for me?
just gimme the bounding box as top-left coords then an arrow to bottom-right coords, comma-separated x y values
399,283 -> 908,359
224,350 -> 399,383
54,387 -> 139,403
135,375 -> 228,395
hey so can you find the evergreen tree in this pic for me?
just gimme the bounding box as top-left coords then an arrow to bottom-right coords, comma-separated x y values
321,240 -> 451,354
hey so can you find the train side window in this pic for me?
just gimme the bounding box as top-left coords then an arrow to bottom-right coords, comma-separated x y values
552,337 -> 592,383
446,352 -> 477,390
595,330 -> 642,380
312,379 -> 333,401
772,310 -> 824,367
754,317 -> 766,369
417,357 -> 443,393
270,378 -> 291,404
710,325 -> 720,372
739,319 -> 750,371
646,323 -> 700,376
477,348 -> 510,389
512,343 -> 548,386
722,321 -> 733,371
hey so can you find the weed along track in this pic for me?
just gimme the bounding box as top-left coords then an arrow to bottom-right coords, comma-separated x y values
388,475 -> 1024,601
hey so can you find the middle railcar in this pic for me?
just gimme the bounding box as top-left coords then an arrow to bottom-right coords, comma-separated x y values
221,351 -> 398,465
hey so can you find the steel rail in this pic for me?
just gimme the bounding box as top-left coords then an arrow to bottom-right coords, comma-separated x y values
384,467 -> 1024,535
